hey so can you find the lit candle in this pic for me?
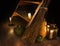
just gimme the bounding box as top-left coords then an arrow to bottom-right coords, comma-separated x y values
9,17 -> 12,22
50,30 -> 54,39
47,25 -> 50,28
28,13 -> 32,19
46,25 -> 50,32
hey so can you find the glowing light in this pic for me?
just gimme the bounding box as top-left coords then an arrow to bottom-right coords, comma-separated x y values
50,30 -> 54,39
47,25 -> 50,28
50,30 -> 54,33
40,20 -> 47,38
9,28 -> 14,35
28,13 -> 32,19
9,17 -> 12,22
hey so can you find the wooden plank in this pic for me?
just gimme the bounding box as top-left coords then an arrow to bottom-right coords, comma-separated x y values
21,0 -> 50,45
12,12 -> 30,22
26,0 -> 44,28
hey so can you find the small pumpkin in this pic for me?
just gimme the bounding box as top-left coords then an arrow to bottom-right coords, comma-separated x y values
14,25 -> 25,36
36,35 -> 44,42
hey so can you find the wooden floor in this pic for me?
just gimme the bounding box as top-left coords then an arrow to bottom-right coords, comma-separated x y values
0,20 -> 60,46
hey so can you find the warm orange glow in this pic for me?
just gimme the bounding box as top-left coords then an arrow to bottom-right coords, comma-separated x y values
12,12 -> 19,16
9,28 -> 14,35
40,20 -> 47,38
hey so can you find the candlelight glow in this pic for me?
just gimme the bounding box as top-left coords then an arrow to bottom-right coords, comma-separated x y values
50,30 -> 54,33
9,17 -> 12,22
50,30 -> 54,39
28,13 -> 32,19
9,28 -> 14,35
40,20 -> 47,38
47,25 -> 50,28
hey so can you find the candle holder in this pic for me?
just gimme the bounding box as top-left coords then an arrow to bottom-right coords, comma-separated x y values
46,24 -> 58,40
8,17 -> 15,26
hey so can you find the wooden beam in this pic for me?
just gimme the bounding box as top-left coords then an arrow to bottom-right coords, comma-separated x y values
26,0 -> 44,28
12,12 -> 30,22
23,1 -> 41,4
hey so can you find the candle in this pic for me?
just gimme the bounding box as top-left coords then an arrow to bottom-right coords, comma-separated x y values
47,25 -> 50,28
50,30 -> 54,39
47,25 -> 50,32
9,17 -> 12,22
28,13 -> 32,19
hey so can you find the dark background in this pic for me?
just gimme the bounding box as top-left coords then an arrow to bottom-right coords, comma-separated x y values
0,0 -> 60,36
46,0 -> 60,36
0,0 -> 20,22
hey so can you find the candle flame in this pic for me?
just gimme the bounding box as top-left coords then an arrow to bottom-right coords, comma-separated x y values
28,13 -> 31,19
50,30 -> 54,33
9,17 -> 12,22
47,25 -> 50,27
50,30 -> 54,39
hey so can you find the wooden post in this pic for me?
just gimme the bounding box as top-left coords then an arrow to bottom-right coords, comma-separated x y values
21,0 -> 51,45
